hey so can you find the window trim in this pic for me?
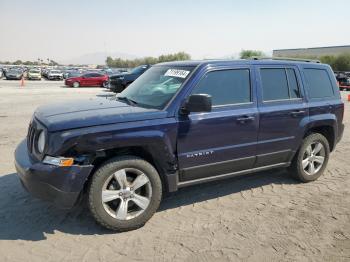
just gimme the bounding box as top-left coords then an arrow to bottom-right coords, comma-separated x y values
191,68 -> 252,107
260,67 -> 302,102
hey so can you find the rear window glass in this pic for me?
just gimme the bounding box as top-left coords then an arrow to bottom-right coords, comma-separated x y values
304,69 -> 334,98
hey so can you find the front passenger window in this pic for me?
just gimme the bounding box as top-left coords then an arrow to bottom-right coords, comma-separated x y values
192,69 -> 251,106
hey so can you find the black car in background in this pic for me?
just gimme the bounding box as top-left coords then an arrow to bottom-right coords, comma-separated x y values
109,65 -> 150,93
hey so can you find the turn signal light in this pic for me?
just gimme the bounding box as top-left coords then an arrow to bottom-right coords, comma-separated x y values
59,158 -> 74,167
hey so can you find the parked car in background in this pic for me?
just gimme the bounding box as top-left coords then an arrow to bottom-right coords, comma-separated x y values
63,70 -> 82,79
109,64 -> 150,93
335,72 -> 350,91
65,72 -> 109,87
0,68 -> 3,79
47,70 -> 63,80
5,68 -> 23,80
27,68 -> 42,80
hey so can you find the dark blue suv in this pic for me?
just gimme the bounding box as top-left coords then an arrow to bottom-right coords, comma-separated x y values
15,58 -> 345,231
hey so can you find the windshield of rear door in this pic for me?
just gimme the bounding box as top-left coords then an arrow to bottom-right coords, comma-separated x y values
118,65 -> 195,109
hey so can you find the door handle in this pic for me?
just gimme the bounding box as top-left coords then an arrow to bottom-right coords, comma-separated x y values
236,115 -> 255,123
290,110 -> 306,117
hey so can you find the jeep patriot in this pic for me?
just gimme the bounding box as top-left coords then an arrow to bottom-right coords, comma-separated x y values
15,58 -> 345,231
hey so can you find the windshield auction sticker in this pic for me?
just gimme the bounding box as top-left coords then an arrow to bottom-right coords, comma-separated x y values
164,69 -> 190,78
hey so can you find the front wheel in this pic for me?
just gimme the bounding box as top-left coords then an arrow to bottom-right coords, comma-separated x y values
102,81 -> 109,88
289,133 -> 330,182
73,82 -> 79,88
88,156 -> 162,231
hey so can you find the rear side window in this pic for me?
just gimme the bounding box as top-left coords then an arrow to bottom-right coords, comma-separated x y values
304,69 -> 334,98
192,69 -> 251,106
260,68 -> 301,101
261,69 -> 289,100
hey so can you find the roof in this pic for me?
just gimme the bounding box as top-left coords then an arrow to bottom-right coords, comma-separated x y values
156,58 -> 324,67
274,45 -> 350,52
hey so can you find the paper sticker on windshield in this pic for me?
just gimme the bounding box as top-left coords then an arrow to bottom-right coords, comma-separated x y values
164,69 -> 190,78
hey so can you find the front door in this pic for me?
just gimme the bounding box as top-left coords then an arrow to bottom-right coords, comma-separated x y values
177,67 -> 259,182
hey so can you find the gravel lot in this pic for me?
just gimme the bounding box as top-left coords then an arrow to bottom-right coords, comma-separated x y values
0,79 -> 349,262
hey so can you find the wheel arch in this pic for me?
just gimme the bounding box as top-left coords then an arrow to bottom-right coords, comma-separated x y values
82,144 -> 177,194
303,121 -> 336,152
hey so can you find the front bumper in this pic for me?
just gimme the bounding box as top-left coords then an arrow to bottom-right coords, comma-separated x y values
14,139 -> 93,208
48,76 -> 63,80
6,76 -> 21,80
28,75 -> 41,80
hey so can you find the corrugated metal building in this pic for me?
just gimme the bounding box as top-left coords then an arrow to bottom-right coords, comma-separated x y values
273,45 -> 350,57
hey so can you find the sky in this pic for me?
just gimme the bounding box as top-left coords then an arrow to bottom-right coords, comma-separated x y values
1,0 -> 350,63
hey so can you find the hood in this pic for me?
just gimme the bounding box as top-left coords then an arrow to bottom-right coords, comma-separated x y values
110,72 -> 129,79
34,98 -> 166,132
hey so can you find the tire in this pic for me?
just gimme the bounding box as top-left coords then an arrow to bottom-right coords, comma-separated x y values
73,82 -> 79,88
289,133 -> 330,182
88,156 -> 162,231
102,81 -> 109,88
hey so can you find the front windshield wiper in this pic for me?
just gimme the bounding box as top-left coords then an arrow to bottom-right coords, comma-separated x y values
116,96 -> 138,106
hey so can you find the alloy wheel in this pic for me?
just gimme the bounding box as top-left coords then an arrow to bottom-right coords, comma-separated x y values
101,168 -> 152,220
302,142 -> 325,175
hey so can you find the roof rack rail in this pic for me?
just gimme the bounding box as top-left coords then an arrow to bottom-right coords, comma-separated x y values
250,56 -> 321,63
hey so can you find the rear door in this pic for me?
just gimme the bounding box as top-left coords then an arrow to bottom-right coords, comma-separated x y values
177,66 -> 259,182
255,65 -> 308,167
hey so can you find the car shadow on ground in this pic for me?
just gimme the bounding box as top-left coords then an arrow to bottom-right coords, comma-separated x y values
0,169 -> 298,241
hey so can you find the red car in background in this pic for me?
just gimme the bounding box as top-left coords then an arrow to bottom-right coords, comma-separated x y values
65,72 -> 109,88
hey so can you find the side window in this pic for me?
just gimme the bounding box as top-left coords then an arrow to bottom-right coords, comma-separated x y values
260,68 -> 301,101
261,68 -> 289,101
304,69 -> 334,98
192,69 -> 251,106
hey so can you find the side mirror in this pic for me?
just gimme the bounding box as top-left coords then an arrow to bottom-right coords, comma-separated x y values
182,94 -> 212,114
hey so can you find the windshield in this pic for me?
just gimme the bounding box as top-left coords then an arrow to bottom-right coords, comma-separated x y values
130,65 -> 148,74
30,69 -> 40,73
118,66 -> 195,109
51,70 -> 60,73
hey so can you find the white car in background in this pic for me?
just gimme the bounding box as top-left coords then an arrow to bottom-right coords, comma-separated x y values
27,68 -> 42,80
47,70 -> 63,80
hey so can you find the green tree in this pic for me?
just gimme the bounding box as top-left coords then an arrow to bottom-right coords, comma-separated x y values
13,60 -> 23,65
239,50 -> 265,59
105,51 -> 191,68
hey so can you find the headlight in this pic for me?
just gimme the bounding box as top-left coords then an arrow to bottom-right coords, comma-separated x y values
117,76 -> 124,80
43,156 -> 74,166
37,131 -> 46,153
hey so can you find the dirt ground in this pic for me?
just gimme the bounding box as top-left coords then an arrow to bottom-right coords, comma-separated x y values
0,80 -> 349,262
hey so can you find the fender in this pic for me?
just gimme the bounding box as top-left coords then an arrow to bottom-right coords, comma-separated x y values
304,113 -> 337,133
47,118 -> 179,177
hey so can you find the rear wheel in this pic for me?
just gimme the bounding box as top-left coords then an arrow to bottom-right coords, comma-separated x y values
102,81 -> 109,88
73,82 -> 79,88
289,133 -> 330,182
88,156 -> 162,231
